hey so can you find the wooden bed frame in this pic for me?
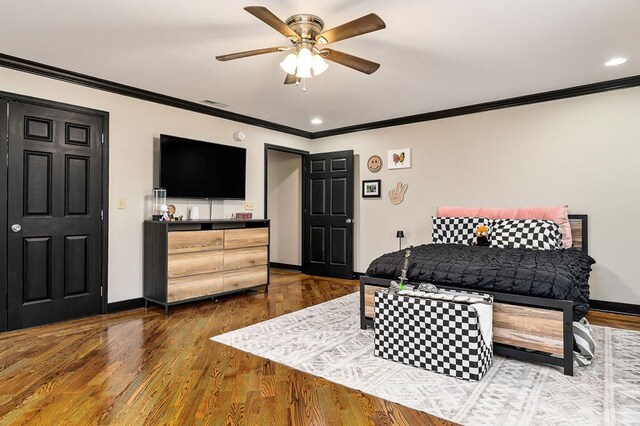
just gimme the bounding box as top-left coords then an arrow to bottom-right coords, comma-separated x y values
360,214 -> 588,376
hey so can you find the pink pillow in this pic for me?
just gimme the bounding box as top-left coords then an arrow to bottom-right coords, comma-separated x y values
436,205 -> 572,248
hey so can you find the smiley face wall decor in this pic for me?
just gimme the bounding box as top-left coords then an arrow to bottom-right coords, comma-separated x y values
367,155 -> 383,172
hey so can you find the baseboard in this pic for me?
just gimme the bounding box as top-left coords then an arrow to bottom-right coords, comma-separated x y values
270,262 -> 302,271
354,272 -> 365,279
107,298 -> 145,313
589,299 -> 640,316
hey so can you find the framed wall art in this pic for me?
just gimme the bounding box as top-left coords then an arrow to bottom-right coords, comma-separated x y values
387,148 -> 411,169
362,179 -> 382,198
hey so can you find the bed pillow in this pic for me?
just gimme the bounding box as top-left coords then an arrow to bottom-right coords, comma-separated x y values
436,205 -> 572,248
490,219 -> 563,250
432,216 -> 490,245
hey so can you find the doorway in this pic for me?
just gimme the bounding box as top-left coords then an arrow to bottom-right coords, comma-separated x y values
265,144 -> 307,270
0,92 -> 109,331
265,146 -> 355,279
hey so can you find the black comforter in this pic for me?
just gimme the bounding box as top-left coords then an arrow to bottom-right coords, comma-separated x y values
366,244 -> 595,320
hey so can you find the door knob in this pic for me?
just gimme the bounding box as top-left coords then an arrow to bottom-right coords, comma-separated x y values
346,218 -> 353,224
11,224 -> 22,233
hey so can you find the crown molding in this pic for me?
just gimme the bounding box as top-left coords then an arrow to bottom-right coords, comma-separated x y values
2,53 -> 640,140
0,53 -> 313,139
311,74 -> 640,139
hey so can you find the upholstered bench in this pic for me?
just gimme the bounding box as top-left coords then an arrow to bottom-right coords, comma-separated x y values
373,289 -> 494,381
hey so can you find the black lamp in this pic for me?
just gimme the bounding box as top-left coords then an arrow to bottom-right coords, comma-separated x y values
396,230 -> 405,250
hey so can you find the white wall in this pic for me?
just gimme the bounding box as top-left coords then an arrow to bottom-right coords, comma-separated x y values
267,150 -> 302,266
0,67 -> 311,303
314,87 -> 640,305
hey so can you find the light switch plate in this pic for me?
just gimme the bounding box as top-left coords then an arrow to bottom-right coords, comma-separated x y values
244,201 -> 255,210
116,198 -> 126,209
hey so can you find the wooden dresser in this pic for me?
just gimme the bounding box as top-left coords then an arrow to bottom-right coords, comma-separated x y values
143,219 -> 269,313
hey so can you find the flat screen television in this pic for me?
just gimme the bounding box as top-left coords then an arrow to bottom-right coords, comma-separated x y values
159,134 -> 246,199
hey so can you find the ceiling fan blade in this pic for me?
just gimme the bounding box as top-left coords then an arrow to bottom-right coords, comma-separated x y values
284,74 -> 299,84
316,13 -> 386,44
322,49 -> 380,74
244,6 -> 298,40
215,47 -> 284,62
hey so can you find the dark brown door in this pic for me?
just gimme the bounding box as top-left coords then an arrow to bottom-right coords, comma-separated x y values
6,100 -> 104,330
302,150 -> 354,278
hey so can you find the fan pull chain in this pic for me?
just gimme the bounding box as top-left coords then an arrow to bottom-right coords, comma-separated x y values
303,78 -> 307,92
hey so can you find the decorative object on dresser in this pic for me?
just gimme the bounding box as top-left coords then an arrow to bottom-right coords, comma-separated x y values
189,206 -> 200,220
234,212 -> 253,220
362,179 -> 381,198
388,181 -> 408,205
152,188 -> 167,221
143,219 -> 270,314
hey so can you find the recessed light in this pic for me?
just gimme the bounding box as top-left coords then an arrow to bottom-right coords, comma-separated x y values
310,118 -> 323,125
605,57 -> 627,67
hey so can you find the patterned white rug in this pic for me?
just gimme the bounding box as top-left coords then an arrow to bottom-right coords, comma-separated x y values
212,293 -> 640,425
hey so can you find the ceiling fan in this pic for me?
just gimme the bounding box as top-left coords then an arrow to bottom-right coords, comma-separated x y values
216,6 -> 386,86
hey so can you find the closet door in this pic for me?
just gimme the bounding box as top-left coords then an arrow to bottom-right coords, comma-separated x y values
6,100 -> 104,330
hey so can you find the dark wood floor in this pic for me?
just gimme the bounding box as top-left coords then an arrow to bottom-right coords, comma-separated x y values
0,270 -> 638,425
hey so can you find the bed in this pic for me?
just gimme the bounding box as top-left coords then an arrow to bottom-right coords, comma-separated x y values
360,214 -> 592,376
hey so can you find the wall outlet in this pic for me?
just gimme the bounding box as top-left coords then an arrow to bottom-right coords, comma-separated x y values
116,198 -> 126,209
244,201 -> 255,211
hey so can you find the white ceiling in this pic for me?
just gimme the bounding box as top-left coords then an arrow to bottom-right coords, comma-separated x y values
1,1 -> 639,132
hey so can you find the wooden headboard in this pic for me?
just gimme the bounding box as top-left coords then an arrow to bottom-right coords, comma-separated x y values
568,214 -> 588,254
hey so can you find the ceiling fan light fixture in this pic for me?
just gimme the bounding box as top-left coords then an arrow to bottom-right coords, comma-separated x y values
296,65 -> 312,79
312,54 -> 329,75
280,53 -> 299,75
297,47 -> 313,68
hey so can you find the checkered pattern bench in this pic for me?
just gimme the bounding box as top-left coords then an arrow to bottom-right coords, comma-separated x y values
373,290 -> 493,381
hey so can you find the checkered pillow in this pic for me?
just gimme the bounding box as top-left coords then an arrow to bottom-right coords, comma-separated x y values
490,219 -> 562,250
432,216 -> 490,245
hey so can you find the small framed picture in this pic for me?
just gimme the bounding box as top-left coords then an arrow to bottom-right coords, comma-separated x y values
387,148 -> 411,169
362,179 -> 381,198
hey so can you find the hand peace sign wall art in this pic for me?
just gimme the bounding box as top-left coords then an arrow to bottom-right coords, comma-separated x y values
389,181 -> 408,205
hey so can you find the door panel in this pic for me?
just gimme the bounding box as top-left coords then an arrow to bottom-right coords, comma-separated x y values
22,236 -> 52,303
303,150 -> 354,278
7,101 -> 104,330
64,235 -> 89,296
65,155 -> 90,215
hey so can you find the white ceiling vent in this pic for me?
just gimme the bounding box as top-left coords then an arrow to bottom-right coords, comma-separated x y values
201,99 -> 230,108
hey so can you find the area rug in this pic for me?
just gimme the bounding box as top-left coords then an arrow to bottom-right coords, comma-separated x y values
212,293 -> 640,425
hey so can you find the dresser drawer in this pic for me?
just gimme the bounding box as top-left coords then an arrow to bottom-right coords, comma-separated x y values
168,272 -> 224,302
168,230 -> 223,254
224,266 -> 268,291
168,250 -> 224,278
224,228 -> 268,250
224,246 -> 268,270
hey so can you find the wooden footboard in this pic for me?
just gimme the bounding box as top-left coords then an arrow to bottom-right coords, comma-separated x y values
360,277 -> 574,376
